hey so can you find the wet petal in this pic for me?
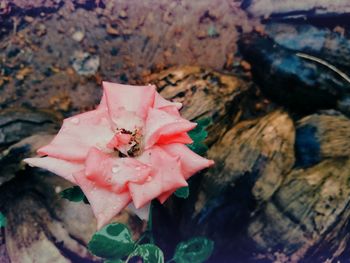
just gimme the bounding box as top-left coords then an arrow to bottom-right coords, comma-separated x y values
38,109 -> 114,161
73,171 -> 131,229
130,146 -> 188,208
85,147 -> 151,192
144,108 -> 196,149
24,157 -> 83,184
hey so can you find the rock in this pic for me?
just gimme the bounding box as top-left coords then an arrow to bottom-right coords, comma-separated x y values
71,51 -> 100,76
295,112 -> 350,168
0,133 -> 54,186
265,23 -> 350,74
34,23 -> 47,36
71,30 -> 85,42
238,33 -> 350,114
241,0 -> 350,20
0,108 -> 60,147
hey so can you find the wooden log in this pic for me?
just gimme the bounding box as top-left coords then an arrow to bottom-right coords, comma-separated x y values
200,110 -> 295,204
248,158 -> 350,262
295,112 -> 350,167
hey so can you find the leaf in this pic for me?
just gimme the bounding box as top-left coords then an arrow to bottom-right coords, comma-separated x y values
60,186 -> 89,203
130,244 -> 164,263
173,237 -> 214,263
187,118 -> 211,156
0,212 -> 6,228
174,186 -> 189,199
104,260 -> 124,263
88,223 -> 135,259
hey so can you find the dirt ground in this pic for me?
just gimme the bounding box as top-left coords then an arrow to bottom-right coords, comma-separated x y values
0,0 -> 260,115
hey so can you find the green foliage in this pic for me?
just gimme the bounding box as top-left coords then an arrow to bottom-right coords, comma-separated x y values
0,212 -> 6,228
173,237 -> 214,263
88,223 -> 135,260
187,118 -> 211,156
174,186 -> 189,199
130,244 -> 164,263
60,186 -> 89,204
104,260 -> 124,263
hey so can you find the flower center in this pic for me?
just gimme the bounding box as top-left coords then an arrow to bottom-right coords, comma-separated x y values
107,128 -> 143,157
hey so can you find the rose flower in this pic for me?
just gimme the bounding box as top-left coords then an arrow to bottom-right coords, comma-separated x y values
24,82 -> 214,228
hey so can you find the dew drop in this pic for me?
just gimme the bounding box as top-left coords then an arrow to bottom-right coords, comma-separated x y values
112,166 -> 120,174
146,176 -> 152,182
70,117 -> 80,124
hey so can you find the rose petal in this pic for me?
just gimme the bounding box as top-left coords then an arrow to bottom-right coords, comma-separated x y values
127,202 -> 150,221
24,157 -> 83,184
85,147 -> 151,192
144,108 -> 196,149
38,109 -> 114,161
161,143 -> 214,179
154,92 -> 182,110
157,132 -> 193,145
73,171 -> 131,229
158,191 -> 173,204
103,82 -> 155,122
129,146 -> 188,208
157,145 -> 214,204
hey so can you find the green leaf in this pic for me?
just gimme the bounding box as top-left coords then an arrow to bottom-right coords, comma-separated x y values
0,212 -> 6,228
60,186 -> 88,203
104,259 -> 124,263
188,143 -> 208,156
173,237 -> 214,263
130,244 -> 164,263
187,118 -> 211,156
88,223 -> 135,259
174,187 -> 189,199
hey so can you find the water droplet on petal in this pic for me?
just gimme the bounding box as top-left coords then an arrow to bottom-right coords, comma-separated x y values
70,117 -> 80,124
112,166 -> 120,174
146,176 -> 152,182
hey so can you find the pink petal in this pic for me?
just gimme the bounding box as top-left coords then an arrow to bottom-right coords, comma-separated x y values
158,191 -> 175,204
144,108 -> 197,149
157,144 -> 214,204
157,132 -> 193,145
38,109 -> 114,161
24,157 -> 83,184
154,92 -> 182,110
103,82 -> 155,122
129,146 -> 188,208
127,203 -> 150,221
73,171 -> 131,229
85,147 -> 151,193
161,143 -> 214,179
97,91 -> 107,110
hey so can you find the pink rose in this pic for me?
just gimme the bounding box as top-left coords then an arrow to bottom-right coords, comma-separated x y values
24,82 -> 214,228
